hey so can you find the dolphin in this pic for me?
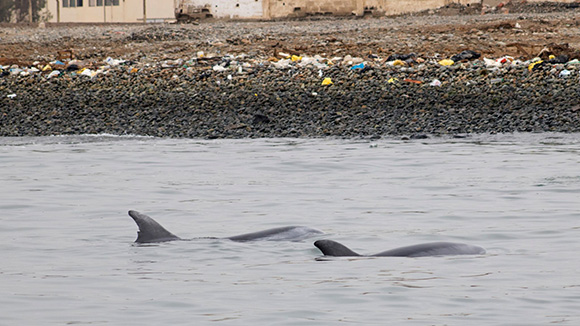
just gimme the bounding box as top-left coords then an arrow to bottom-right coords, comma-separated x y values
314,239 -> 485,257
128,210 -> 324,243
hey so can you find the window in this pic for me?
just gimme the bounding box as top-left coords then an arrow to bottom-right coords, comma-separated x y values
89,0 -> 95,6
63,0 -> 68,7
105,0 -> 119,5
96,0 -> 102,5
77,0 -> 83,6
69,0 -> 75,7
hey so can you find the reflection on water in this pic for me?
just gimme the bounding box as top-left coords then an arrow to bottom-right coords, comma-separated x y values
0,133 -> 579,325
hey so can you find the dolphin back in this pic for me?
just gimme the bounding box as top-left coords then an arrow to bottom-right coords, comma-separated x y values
227,226 -> 324,242
314,239 -> 361,256
128,210 -> 181,243
375,242 -> 486,257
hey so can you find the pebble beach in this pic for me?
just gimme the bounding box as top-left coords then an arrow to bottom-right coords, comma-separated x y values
2,4 -> 580,138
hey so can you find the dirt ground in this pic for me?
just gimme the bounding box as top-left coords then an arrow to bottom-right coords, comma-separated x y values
2,3 -> 580,65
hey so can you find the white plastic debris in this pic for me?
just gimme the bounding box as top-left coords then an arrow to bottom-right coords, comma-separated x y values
483,57 -> 502,68
271,59 -> 291,69
80,69 -> 96,77
47,70 -> 60,79
7,93 -> 16,98
105,57 -> 126,66
559,69 -> 571,77
212,65 -> 227,72
430,79 -> 442,87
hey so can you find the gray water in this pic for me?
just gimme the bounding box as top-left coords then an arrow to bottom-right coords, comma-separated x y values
1,134 -> 579,325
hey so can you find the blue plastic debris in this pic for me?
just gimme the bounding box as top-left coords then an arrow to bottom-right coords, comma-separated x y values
350,63 -> 365,70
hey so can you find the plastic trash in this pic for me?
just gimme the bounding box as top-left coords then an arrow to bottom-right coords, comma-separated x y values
548,55 -> 569,64
298,56 -> 315,66
430,79 -> 442,86
350,63 -> 365,70
271,59 -> 291,69
321,77 -> 333,85
105,57 -> 126,66
386,53 -> 415,62
387,77 -> 398,83
404,78 -> 422,84
66,64 -> 80,71
9,68 -> 22,75
483,57 -> 502,68
438,59 -> 454,66
7,93 -> 16,98
47,70 -> 60,78
213,65 -> 227,72
392,60 -> 406,66
567,59 -> 580,65
80,69 -> 98,77
528,60 -> 544,71
559,69 -> 571,77
496,56 -> 513,64
291,55 -> 302,62
450,50 -> 481,62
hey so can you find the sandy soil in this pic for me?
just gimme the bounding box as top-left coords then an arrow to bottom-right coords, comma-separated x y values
2,5 -> 580,65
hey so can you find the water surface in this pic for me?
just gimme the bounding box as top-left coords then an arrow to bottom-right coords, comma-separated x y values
1,133 -> 579,325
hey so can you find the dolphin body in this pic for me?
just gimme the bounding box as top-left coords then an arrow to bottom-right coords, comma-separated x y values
128,210 -> 324,243
314,239 -> 485,257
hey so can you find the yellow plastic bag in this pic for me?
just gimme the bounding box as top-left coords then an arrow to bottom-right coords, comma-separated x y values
438,59 -> 454,66
321,78 -> 333,85
528,60 -> 543,71
291,55 -> 302,62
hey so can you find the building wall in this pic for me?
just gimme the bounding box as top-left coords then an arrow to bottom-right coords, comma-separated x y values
267,0 -> 363,18
362,0 -> 481,16
176,0 -> 264,19
46,0 -> 174,23
45,0 -> 482,23
266,0 -> 481,19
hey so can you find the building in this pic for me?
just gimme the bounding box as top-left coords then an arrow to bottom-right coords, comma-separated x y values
45,0 -> 482,23
46,0 -> 175,23
174,0 -> 480,21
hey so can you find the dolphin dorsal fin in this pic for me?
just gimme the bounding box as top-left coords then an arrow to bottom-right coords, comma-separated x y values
128,210 -> 181,243
314,239 -> 361,257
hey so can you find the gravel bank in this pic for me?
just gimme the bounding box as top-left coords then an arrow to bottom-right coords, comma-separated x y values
2,8 -> 580,139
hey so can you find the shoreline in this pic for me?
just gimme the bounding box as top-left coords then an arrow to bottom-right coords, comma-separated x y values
2,10 -> 580,139
2,62 -> 579,138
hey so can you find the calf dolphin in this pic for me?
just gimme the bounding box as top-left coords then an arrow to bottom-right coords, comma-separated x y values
314,239 -> 485,257
128,210 -> 324,243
